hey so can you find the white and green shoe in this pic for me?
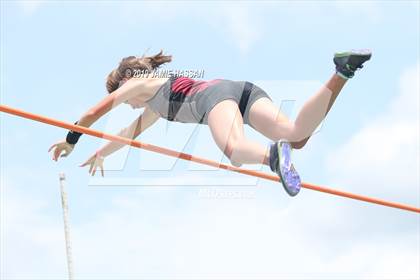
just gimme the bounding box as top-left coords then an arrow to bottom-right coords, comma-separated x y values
334,49 -> 372,79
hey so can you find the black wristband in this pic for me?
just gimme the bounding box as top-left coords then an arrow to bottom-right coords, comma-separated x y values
66,122 -> 83,145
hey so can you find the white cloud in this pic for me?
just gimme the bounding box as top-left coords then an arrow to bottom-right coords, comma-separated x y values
217,4 -> 263,55
332,1 -> 383,23
2,171 -> 419,279
17,0 -> 44,15
112,1 -> 388,56
119,2 -> 264,55
326,64 -> 419,205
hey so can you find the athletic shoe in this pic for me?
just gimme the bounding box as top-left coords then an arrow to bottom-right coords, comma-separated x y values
334,49 -> 372,79
269,140 -> 302,196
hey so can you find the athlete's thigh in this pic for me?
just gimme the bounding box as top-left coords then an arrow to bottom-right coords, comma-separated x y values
207,99 -> 244,153
248,97 -> 292,140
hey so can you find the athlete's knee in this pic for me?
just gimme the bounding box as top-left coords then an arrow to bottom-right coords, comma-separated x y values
223,138 -> 244,167
286,122 -> 314,144
291,137 -> 310,150
273,122 -> 310,149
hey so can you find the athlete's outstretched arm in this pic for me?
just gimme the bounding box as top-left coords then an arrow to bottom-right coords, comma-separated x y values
49,79 -> 148,161
96,106 -> 160,157
79,106 -> 160,176
76,79 -> 147,128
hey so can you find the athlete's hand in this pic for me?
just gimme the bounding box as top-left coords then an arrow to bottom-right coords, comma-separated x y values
80,152 -> 105,177
48,140 -> 74,161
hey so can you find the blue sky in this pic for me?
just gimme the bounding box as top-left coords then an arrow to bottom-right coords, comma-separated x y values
1,1 -> 419,279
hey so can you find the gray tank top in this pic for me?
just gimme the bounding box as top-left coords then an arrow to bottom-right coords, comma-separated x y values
146,75 -> 222,123
146,75 -> 257,124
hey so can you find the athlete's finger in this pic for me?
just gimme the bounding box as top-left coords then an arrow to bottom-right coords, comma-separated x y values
80,156 -> 93,167
48,143 -> 57,152
54,148 -> 61,161
100,166 -> 104,177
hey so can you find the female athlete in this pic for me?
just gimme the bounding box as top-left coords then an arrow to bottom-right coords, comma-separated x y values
49,49 -> 371,196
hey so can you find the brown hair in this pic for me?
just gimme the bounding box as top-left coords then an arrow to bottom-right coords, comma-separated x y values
106,50 -> 172,94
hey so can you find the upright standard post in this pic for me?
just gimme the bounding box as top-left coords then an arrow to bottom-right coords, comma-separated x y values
59,173 -> 74,280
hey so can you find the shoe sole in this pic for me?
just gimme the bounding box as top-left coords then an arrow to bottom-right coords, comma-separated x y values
334,49 -> 372,58
277,140 -> 301,197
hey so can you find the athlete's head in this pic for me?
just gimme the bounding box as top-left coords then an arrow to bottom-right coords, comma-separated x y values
105,49 -> 172,94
